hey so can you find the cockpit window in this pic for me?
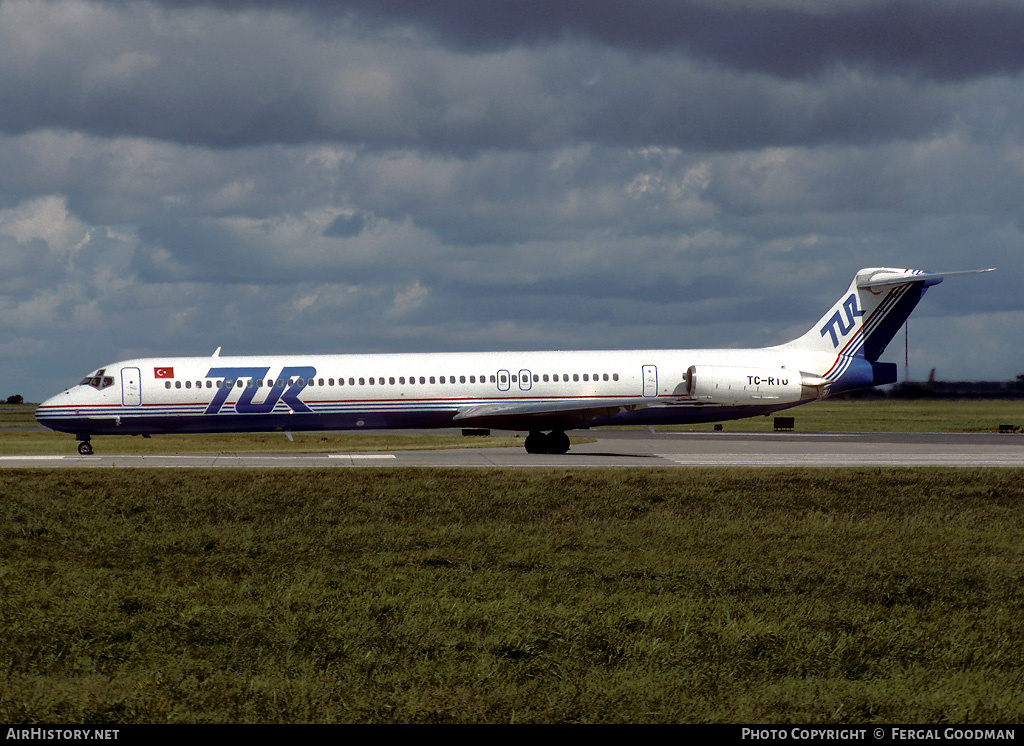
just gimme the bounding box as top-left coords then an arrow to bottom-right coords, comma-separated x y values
79,368 -> 114,390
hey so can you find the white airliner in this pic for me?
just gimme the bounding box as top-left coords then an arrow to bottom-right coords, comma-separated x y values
37,267 -> 992,455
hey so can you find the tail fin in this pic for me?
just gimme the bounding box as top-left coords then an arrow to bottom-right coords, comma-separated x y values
781,267 -> 995,362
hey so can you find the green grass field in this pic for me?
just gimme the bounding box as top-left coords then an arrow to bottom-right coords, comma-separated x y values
705,398 -> 1024,434
2,468 -> 1023,724
3,400 -> 1023,723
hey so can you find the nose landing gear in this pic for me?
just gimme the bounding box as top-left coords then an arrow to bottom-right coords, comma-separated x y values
524,430 -> 571,455
76,436 -> 93,455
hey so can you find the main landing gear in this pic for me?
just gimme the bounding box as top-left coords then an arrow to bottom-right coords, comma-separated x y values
76,435 -> 93,455
524,430 -> 571,455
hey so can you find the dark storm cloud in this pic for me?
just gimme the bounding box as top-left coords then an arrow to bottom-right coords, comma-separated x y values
133,0 -> 1024,80
323,212 -> 366,238
2,0 -> 1021,402
2,1 -> 1008,154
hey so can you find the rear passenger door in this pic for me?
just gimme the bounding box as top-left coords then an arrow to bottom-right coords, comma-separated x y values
642,365 -> 658,398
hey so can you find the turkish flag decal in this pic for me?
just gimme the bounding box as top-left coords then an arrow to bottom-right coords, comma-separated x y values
154,367 -> 175,379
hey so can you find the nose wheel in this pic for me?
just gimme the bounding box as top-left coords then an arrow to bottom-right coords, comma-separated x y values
77,440 -> 93,455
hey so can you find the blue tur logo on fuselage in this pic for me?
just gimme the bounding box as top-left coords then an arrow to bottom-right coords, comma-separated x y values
819,293 -> 863,348
204,366 -> 316,415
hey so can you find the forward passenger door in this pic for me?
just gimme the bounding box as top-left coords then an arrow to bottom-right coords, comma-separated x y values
121,367 -> 142,406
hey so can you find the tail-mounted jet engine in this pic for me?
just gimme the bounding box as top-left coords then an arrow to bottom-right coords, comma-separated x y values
685,365 -> 827,405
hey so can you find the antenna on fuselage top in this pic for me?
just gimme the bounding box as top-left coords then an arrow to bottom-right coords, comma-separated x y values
212,347 -> 221,357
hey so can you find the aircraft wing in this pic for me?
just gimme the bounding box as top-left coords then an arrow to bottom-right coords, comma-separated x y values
453,396 -> 668,429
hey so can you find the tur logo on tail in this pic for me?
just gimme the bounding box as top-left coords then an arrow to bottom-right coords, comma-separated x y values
819,293 -> 864,348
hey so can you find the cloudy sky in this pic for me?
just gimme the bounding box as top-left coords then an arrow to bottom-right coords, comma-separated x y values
2,0 -> 1021,402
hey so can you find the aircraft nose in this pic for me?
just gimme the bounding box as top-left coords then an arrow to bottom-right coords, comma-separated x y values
35,390 -> 73,430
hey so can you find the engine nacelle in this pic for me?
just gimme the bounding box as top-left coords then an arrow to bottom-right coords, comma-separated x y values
685,365 -> 814,405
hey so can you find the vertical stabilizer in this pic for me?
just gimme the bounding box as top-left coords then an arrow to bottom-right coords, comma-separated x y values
780,267 -> 992,363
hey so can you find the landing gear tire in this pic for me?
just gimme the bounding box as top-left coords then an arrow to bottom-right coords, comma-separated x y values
551,430 -> 570,455
77,441 -> 93,455
524,432 -> 543,454
524,430 -> 570,455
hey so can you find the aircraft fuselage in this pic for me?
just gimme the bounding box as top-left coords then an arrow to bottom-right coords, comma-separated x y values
37,347 -> 851,439
36,267 -> 993,454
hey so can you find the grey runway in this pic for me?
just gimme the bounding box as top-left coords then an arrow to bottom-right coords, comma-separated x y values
2,430 -> 1022,468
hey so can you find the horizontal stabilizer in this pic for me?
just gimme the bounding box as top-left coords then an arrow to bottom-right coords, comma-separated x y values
858,268 -> 995,289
